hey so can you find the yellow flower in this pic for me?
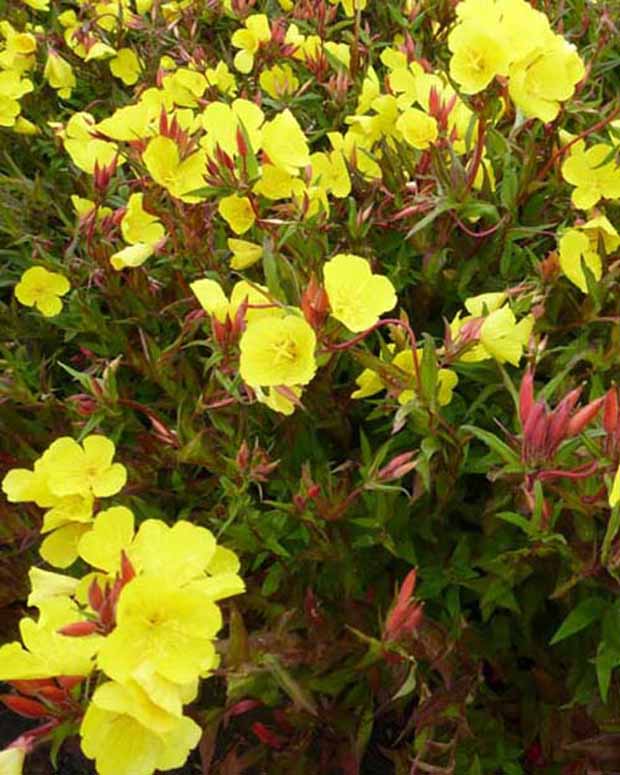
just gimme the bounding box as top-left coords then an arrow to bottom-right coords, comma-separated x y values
561,144 -> 620,210
558,228 -> 602,293
231,14 -> 271,73
309,150 -> 351,198
583,213 -> 620,253
13,117 -> 39,135
43,51 -> 76,99
323,254 -> 396,332
78,506 -> 135,574
205,60 -> 237,96
21,0 -> 50,10
2,460 -> 56,507
218,194 -> 256,235
261,109 -> 310,173
15,267 -> 70,317
142,136 -> 206,203
41,493 -> 93,535
230,14 -> 271,73
329,0 -> 367,16
324,42 -> 351,70
110,243 -> 155,271
28,567 -> 79,608
109,47 -> 141,85
201,99 -> 264,159
228,238 -> 263,270
448,22 -> 510,94
240,315 -> 317,387
0,598 -> 98,680
80,681 -> 201,775
62,112 -> 119,174
253,165 -> 304,200
121,193 -> 165,246
0,746 -> 25,775
610,465 -> 620,508
259,64 -> 299,99
40,435 -> 127,499
396,108 -> 438,150
256,385 -> 302,415
191,278 -> 278,324
508,35 -> 584,123
97,575 -> 223,685
96,100 -> 160,141
40,523 -> 91,568
352,348 -> 458,407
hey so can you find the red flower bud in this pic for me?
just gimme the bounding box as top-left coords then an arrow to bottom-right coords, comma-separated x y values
566,397 -> 604,438
604,387 -> 619,435
57,621 -> 98,637
251,722 -> 284,750
0,695 -> 50,719
519,368 -> 535,426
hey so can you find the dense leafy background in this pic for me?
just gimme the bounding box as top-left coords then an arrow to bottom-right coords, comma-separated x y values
2,0 -> 620,772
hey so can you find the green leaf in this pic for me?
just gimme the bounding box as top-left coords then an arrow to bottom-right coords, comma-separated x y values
461,425 -> 520,466
550,597 -> 606,645
595,641 -> 620,703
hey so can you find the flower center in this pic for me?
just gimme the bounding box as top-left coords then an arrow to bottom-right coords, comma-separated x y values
272,337 -> 298,364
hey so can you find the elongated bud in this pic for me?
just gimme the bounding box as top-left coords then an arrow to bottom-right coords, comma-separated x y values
522,400 -> 546,459
236,126 -> 248,158
0,695 -> 49,719
519,368 -> 535,427
301,275 -> 329,330
604,387 -> 619,435
377,451 -> 417,482
546,386 -> 582,453
120,550 -> 136,584
88,578 -> 103,613
57,620 -> 98,637
251,722 -> 284,750
566,397 -> 604,438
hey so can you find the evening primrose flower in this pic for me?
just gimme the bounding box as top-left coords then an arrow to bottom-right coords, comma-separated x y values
448,22 -> 510,94
121,193 -> 165,246
43,51 -> 76,99
142,136 -> 206,203
239,315 -> 317,387
15,267 -> 70,317
97,576 -> 223,685
453,295 -> 533,366
40,435 -> 126,499
109,48 -> 141,85
396,108 -> 438,150
205,60 -> 237,96
61,111 -> 119,174
353,349 -> 458,407
310,150 -> 351,198
610,465 -> 620,508
218,194 -> 256,235
231,14 -> 271,74
260,64 -> 299,99
0,598 -> 98,680
110,243 -> 155,271
561,144 -> 620,210
228,239 -> 263,270
191,279 -> 278,324
261,110 -> 310,173
201,98 -> 264,159
256,385 -> 302,416
80,681 -> 201,775
0,746 -> 25,775
558,228 -> 601,293
508,35 -> 585,123
323,254 -> 397,332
